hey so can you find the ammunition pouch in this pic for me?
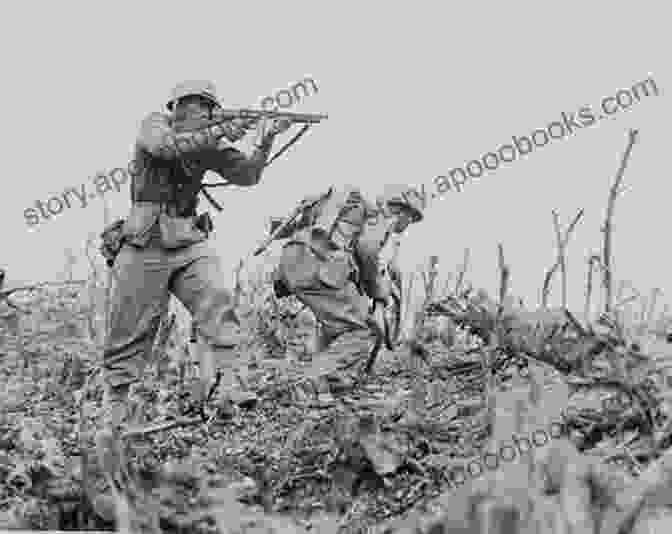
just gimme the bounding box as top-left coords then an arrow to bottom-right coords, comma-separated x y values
100,218 -> 127,267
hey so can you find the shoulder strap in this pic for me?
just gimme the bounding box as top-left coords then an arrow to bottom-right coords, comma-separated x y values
264,125 -> 311,167
198,124 -> 313,212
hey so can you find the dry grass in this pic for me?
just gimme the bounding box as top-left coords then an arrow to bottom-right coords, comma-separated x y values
4,130 -> 672,533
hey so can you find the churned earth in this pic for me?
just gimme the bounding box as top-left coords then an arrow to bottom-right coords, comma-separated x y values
0,283 -> 669,533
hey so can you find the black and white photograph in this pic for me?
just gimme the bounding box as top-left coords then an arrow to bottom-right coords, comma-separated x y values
0,2 -> 670,532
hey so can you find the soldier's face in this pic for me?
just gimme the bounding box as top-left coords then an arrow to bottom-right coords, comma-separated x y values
174,95 -> 213,122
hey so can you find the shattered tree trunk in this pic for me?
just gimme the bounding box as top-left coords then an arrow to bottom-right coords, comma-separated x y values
602,129 -> 638,315
427,292 -> 580,374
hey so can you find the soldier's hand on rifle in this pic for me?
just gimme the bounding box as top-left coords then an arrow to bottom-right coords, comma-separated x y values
215,118 -> 255,148
227,118 -> 250,141
258,117 -> 292,139
269,118 -> 292,136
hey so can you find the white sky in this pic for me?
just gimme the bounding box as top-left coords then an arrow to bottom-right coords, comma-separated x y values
1,1 -> 670,317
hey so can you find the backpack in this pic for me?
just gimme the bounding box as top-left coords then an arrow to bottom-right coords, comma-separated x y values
307,187 -> 372,251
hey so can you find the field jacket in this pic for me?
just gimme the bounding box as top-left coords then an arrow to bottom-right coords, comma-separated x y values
122,112 -> 267,249
274,187 -> 399,297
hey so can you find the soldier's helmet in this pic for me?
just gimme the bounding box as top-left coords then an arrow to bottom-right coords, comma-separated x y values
377,185 -> 425,223
167,80 -> 219,111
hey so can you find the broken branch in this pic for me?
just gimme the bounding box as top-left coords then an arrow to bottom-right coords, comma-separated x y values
542,208 -> 584,308
602,129 -> 639,314
122,417 -> 203,439
454,247 -> 470,296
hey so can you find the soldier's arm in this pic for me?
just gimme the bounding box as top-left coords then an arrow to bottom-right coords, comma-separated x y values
136,112 -> 234,159
271,210 -> 314,239
137,112 -> 274,186
359,203 -> 396,254
205,135 -> 276,187
269,193 -> 324,238
355,208 -> 399,298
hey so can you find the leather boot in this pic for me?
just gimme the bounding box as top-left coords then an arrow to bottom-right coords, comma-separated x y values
192,338 -> 241,421
93,383 -> 130,521
96,383 -> 130,463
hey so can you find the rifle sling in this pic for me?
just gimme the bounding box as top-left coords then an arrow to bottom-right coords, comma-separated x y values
198,124 -> 313,212
264,124 -> 311,167
200,187 -> 223,211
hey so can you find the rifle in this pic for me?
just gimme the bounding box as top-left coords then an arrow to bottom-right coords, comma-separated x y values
211,108 -> 328,125
252,188 -> 333,257
174,108 -> 327,210
175,107 -> 327,163
172,108 -> 327,142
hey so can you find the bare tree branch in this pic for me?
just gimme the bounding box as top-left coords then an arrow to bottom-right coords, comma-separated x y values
122,417 -> 203,439
454,247 -> 470,296
603,128 -> 639,314
585,254 -> 601,320
553,210 -> 567,308
497,243 -> 509,316
541,209 -> 584,308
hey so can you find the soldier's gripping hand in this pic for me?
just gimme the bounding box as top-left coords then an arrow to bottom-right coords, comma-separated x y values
269,118 -> 293,136
215,117 -> 261,147
258,117 -> 293,139
227,118 -> 252,142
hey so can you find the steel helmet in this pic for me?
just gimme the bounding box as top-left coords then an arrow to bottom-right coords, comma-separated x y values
166,80 -> 219,111
377,185 -> 425,223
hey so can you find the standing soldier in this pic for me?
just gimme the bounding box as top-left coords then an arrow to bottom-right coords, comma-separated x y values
96,80 -> 291,459
268,185 -> 425,395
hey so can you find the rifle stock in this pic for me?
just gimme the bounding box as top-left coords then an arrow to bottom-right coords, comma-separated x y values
252,188 -> 333,257
253,205 -> 303,256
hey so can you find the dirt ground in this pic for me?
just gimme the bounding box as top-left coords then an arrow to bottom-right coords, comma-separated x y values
0,283 -> 668,533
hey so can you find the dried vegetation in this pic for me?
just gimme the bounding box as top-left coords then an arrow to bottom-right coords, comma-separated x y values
3,130 -> 672,533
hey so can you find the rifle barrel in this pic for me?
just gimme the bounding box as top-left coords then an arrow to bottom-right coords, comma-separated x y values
215,108 -> 328,123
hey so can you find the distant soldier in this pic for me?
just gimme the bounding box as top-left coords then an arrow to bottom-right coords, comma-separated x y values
97,80 -> 291,460
269,185 -> 425,393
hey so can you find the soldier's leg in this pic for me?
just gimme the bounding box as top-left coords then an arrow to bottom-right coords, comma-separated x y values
295,281 -> 378,381
278,243 -> 371,336
97,245 -> 173,480
170,243 -> 248,411
277,244 -> 377,384
100,245 -> 172,431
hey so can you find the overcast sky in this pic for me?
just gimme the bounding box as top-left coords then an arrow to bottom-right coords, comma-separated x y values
1,1 -> 669,318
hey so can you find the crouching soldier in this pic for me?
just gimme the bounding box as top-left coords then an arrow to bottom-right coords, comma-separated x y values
268,185 -> 425,396
96,80 -> 291,461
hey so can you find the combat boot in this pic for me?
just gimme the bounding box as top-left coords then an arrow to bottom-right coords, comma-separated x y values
189,340 -> 254,421
213,354 -> 259,417
297,326 -> 376,398
93,383 -> 130,522
96,383 -> 130,461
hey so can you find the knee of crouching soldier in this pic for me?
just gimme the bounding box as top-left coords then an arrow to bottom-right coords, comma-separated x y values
193,288 -> 237,329
277,250 -> 309,292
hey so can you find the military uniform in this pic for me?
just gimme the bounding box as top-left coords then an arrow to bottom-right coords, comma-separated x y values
100,81 -> 284,433
272,185 -> 423,391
